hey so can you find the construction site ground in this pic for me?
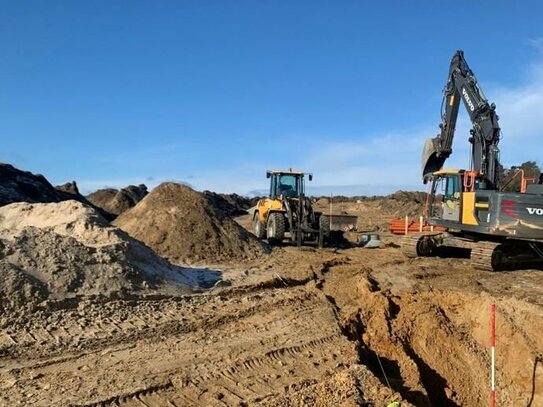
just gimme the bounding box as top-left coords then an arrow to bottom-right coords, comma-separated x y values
1,200 -> 543,406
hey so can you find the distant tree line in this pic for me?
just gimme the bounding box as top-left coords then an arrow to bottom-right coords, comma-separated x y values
498,161 -> 541,192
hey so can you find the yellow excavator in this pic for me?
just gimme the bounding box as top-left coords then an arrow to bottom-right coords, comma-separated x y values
253,169 -> 329,247
403,50 -> 543,270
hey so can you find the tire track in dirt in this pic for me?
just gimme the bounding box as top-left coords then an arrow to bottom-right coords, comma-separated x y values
0,283 -> 318,365
1,273 -> 360,407
72,333 -> 346,407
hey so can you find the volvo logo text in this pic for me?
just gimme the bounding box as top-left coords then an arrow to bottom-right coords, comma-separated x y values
462,88 -> 475,112
527,207 -> 543,216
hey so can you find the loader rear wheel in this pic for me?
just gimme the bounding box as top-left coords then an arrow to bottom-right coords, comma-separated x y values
267,213 -> 285,245
253,214 -> 266,239
319,215 -> 330,238
318,215 -> 330,247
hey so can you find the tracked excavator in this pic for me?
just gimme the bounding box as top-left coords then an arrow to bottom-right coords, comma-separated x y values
402,50 -> 543,270
253,169 -> 330,247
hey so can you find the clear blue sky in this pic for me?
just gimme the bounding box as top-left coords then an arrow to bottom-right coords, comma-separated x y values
1,1 -> 542,195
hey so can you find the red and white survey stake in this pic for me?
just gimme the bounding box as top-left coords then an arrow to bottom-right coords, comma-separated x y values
491,303 -> 496,407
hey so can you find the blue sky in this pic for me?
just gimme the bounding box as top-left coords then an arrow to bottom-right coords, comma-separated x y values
1,1 -> 542,195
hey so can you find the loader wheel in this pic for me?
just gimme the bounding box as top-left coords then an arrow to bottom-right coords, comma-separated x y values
317,215 -> 331,248
253,214 -> 266,239
267,213 -> 285,245
319,215 -> 330,238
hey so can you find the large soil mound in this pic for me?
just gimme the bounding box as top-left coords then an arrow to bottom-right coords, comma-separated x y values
114,182 -> 267,265
0,163 -> 115,220
0,201 -> 199,310
0,163 -> 63,206
86,184 -> 148,216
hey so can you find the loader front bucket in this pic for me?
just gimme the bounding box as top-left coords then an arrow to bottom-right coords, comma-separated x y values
421,138 -> 447,183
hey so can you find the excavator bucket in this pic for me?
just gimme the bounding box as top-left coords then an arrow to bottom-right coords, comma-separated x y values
421,138 -> 447,183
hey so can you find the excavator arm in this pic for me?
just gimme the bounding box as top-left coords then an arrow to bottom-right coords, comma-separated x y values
422,50 -> 501,188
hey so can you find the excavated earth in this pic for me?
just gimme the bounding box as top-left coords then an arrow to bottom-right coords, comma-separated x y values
1,194 -> 543,406
86,185 -> 148,217
113,183 -> 267,266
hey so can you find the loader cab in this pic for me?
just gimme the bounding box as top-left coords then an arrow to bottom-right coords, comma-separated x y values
267,170 -> 312,199
429,170 -> 462,222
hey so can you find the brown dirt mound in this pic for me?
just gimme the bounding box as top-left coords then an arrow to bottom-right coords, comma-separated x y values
55,180 -> 80,195
113,182 -> 268,265
202,191 -> 251,217
86,184 -> 148,216
0,201 -> 200,311
0,163 -> 115,220
0,163 -> 62,206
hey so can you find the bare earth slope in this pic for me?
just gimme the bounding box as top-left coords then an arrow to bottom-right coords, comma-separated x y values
113,182 -> 267,265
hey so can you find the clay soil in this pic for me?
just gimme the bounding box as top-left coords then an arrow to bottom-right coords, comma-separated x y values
1,198 -> 543,406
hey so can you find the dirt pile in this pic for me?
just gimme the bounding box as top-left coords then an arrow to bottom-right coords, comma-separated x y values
0,163 -> 116,220
86,184 -> 148,216
0,201 -> 198,310
203,191 -> 253,216
114,182 -> 267,265
0,163 -> 64,206
55,180 -> 80,195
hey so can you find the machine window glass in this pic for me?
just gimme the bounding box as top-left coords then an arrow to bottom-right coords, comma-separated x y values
429,176 -> 446,218
278,174 -> 298,197
435,176 -> 446,196
445,175 -> 460,197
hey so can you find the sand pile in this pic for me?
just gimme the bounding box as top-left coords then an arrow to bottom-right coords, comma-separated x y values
0,201 -> 201,310
87,184 -> 148,216
114,182 -> 268,265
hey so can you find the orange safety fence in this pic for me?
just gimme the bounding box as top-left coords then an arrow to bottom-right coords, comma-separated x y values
388,217 -> 446,235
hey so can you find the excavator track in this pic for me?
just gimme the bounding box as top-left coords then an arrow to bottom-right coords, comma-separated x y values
470,241 -> 502,271
401,233 -> 441,258
401,234 -> 425,258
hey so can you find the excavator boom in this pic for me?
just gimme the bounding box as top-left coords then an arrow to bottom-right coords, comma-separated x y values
422,50 -> 501,189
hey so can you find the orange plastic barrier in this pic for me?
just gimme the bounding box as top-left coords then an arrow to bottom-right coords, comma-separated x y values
388,218 -> 446,235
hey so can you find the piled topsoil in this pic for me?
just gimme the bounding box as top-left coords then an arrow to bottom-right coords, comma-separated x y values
0,201 -> 196,311
0,163 -> 64,206
202,191 -> 254,217
114,182 -> 268,265
55,181 -> 80,195
86,184 -> 148,216
0,163 -> 115,220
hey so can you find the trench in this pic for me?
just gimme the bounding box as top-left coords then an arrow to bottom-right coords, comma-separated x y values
316,261 -> 486,406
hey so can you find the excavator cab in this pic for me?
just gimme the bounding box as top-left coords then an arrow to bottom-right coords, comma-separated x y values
254,170 -> 328,247
428,170 -> 463,222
